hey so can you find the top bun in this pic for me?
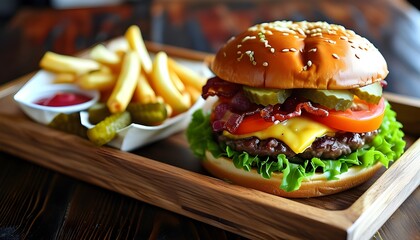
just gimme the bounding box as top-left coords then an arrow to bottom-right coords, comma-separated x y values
211,21 -> 388,89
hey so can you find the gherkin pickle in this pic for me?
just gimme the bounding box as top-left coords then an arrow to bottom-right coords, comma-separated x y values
87,111 -> 131,146
88,103 -> 111,124
298,89 -> 354,111
48,112 -> 88,138
243,86 -> 292,106
127,102 -> 167,126
350,82 -> 382,104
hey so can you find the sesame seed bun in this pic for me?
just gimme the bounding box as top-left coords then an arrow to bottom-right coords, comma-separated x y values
211,21 -> 388,89
203,151 -> 383,198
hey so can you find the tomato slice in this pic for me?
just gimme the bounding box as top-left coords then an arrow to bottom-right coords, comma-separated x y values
232,97 -> 385,135
234,113 -> 274,135
310,97 -> 385,132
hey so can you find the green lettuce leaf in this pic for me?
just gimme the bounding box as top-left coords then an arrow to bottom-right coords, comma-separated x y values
186,102 -> 406,192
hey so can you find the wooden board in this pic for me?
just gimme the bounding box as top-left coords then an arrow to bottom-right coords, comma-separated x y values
0,44 -> 419,240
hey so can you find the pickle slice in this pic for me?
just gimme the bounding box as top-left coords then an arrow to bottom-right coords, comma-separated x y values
299,89 -> 354,110
243,86 -> 292,105
48,112 -> 87,138
127,102 -> 168,126
88,103 -> 111,125
87,111 -> 131,146
350,82 -> 382,104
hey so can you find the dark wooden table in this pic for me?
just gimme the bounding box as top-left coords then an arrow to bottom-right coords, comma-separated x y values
0,5 -> 419,240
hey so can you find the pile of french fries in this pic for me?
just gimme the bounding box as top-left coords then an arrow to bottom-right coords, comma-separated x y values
39,25 -> 205,119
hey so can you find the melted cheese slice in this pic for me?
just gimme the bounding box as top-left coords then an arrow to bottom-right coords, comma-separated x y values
223,117 -> 335,154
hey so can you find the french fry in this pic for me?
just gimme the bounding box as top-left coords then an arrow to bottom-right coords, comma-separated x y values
168,68 -> 185,93
185,85 -> 201,103
77,71 -> 116,91
151,52 -> 191,115
40,51 -> 101,75
90,44 -> 122,74
133,70 -> 157,104
39,25 -> 205,121
106,37 -> 129,53
90,44 -> 121,65
107,51 -> 140,113
167,57 -> 206,91
125,25 -> 152,74
77,65 -> 115,90
54,73 -> 76,83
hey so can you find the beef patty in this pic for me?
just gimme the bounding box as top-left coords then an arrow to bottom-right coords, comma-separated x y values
218,130 -> 378,160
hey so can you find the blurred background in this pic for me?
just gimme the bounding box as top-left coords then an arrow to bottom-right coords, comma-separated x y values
0,0 -> 419,97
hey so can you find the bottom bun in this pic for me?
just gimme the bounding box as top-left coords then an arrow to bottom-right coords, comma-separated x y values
203,150 -> 383,198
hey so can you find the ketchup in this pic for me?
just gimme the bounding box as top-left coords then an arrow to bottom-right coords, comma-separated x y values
34,92 -> 91,107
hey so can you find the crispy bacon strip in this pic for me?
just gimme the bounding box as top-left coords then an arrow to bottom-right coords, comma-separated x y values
260,101 -> 329,122
202,77 -> 241,99
211,98 -> 329,133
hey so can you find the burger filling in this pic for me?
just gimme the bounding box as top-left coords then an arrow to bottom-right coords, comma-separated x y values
204,76 -> 383,161
218,130 -> 378,161
187,77 -> 405,192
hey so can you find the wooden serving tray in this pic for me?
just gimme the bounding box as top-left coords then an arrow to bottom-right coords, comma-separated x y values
0,44 -> 419,240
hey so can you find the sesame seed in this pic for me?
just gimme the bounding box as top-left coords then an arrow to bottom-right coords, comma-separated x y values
290,48 -> 297,52
327,30 -> 337,35
311,33 -> 322,37
263,62 -> 268,67
281,48 -> 289,52
307,60 -> 312,67
237,51 -> 242,54
252,61 -> 257,65
242,35 -> 257,42
297,28 -> 305,35
260,39 -> 271,48
308,48 -> 317,52
302,65 -> 308,71
325,39 -> 336,44
332,53 -> 339,59
282,32 -> 289,36
339,36 -> 348,41
237,44 -> 242,48
245,50 -> 255,62
270,48 -> 275,53
223,52 -> 226,57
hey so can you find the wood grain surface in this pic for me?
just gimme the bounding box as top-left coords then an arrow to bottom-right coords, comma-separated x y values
0,152 -> 238,240
0,53 -> 419,239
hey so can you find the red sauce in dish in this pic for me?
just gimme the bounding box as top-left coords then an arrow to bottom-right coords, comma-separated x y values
34,92 -> 91,107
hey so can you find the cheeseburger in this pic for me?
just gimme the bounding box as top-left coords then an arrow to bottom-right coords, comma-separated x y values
187,21 -> 405,198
